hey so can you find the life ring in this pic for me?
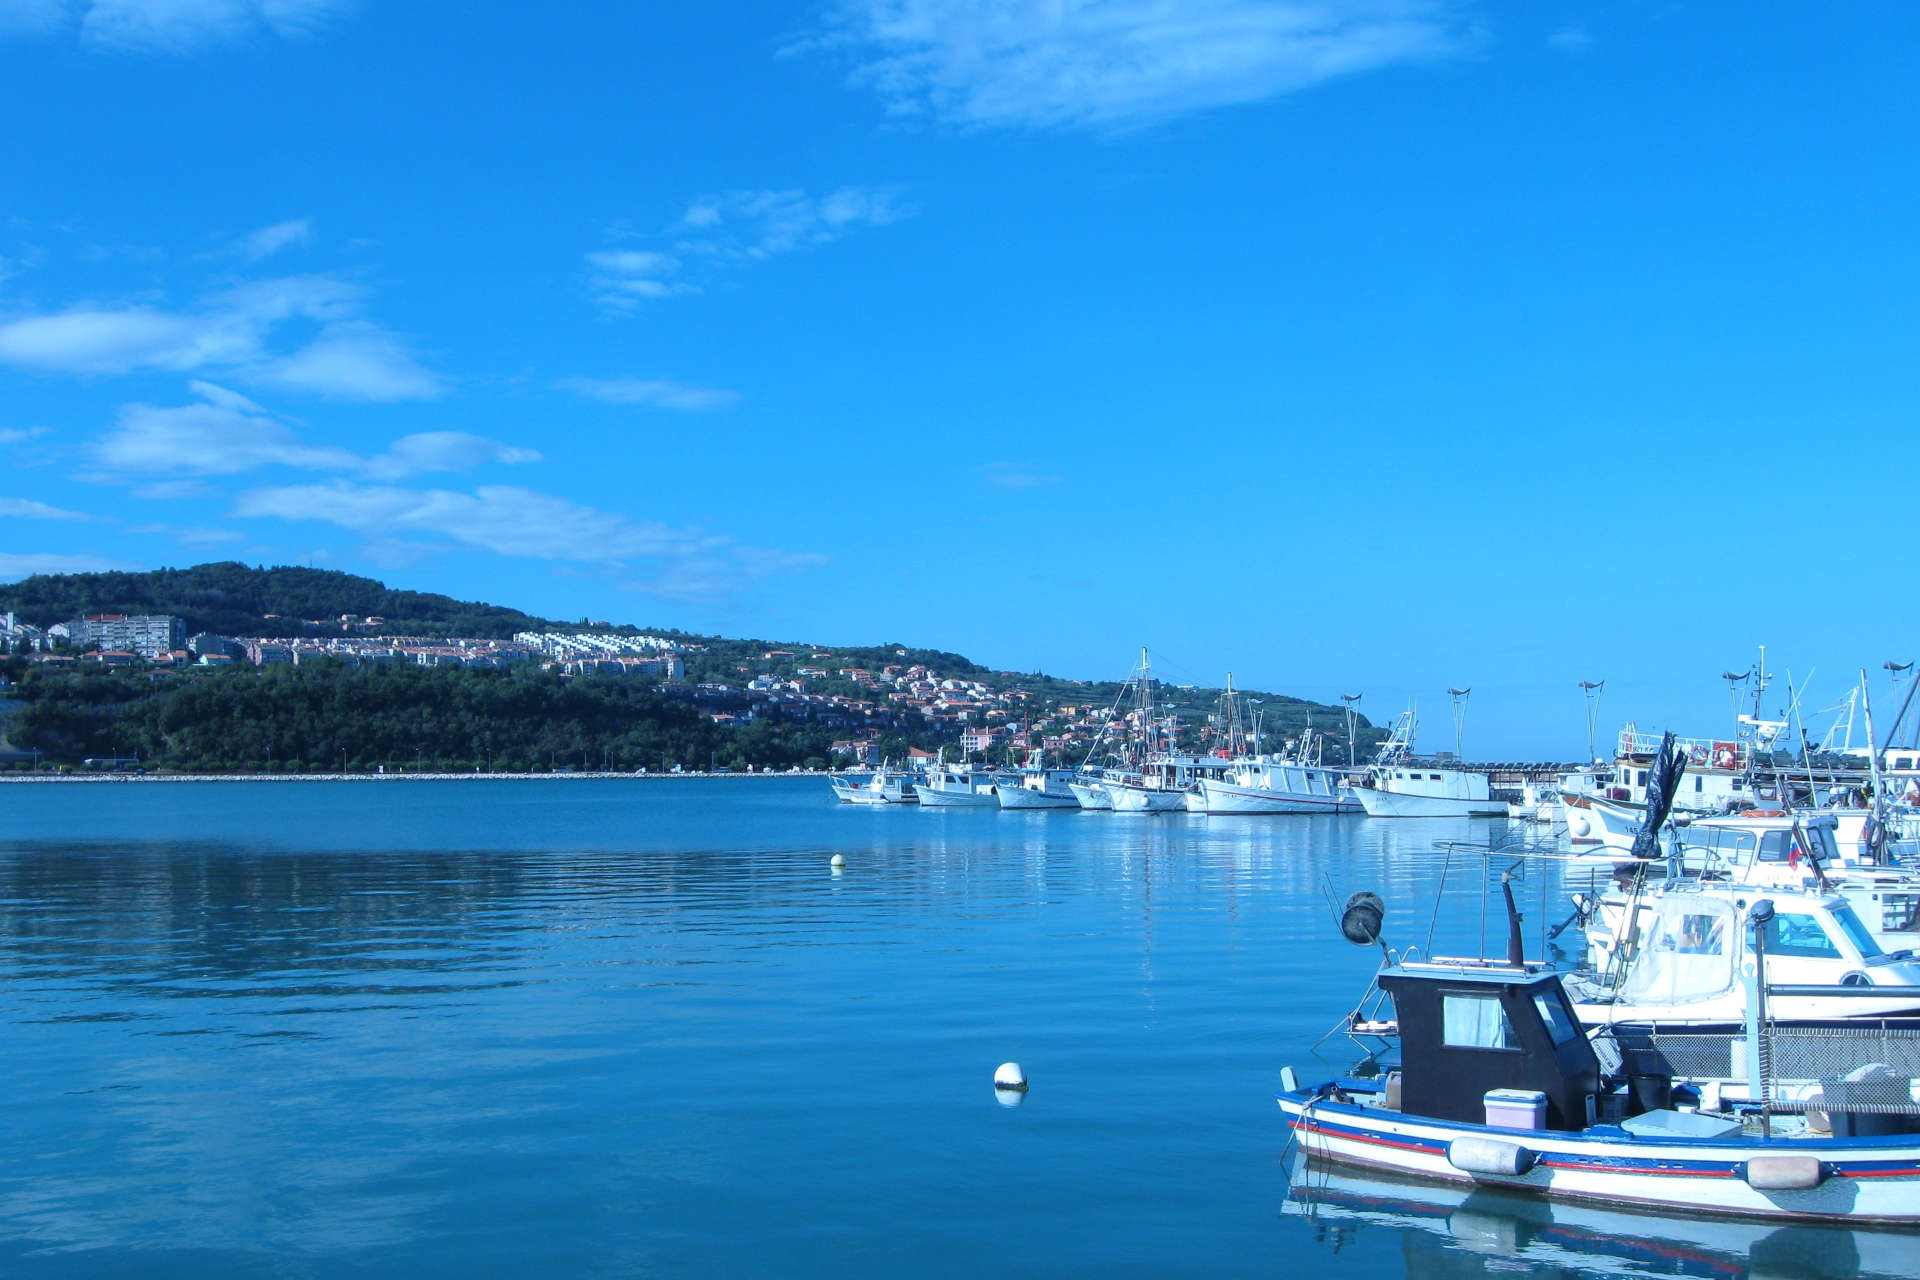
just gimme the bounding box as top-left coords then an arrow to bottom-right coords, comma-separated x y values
1739,808 -> 1785,818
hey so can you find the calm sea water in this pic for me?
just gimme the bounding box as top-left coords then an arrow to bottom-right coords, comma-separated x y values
0,779 -> 1908,1278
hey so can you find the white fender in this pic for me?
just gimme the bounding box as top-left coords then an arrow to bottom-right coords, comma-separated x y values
1745,1156 -> 1825,1190
1447,1137 -> 1535,1177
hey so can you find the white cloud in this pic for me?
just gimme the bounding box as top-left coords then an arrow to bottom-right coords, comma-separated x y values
586,249 -> 690,309
91,387 -> 532,480
0,497 -> 89,520
363,432 -> 542,481
240,217 -> 313,261
250,321 -> 443,401
0,551 -> 135,580
589,185 -> 909,309
231,479 -> 830,597
185,379 -> 266,414
675,186 -> 910,261
981,462 -> 1061,490
126,522 -> 245,545
0,306 -> 254,374
232,482 -> 700,561
5,0 -> 358,53
95,399 -> 362,476
1547,24 -> 1591,51
0,426 -> 52,444
808,0 -> 1472,129
557,377 -> 740,411
0,273 -> 441,401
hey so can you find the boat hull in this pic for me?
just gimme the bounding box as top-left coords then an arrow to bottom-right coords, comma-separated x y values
1278,1090 -> 1920,1225
1068,782 -> 1112,810
1197,778 -> 1360,815
997,786 -> 1077,810
1108,784 -> 1188,813
1354,788 -> 1507,818
915,786 -> 998,808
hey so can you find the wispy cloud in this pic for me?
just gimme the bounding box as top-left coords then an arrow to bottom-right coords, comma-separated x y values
230,480 -> 828,600
90,384 -> 534,481
557,376 -> 740,411
240,217 -> 313,261
0,426 -> 52,444
232,482 -> 704,561
4,0 -> 355,53
981,462 -> 1061,490
95,398 -> 362,476
0,551 -> 134,580
0,273 -> 442,401
362,432 -> 542,481
675,187 -> 911,260
1547,24 -> 1592,51
586,250 -> 690,309
805,0 -> 1473,130
126,522 -> 245,545
0,497 -> 89,520
589,185 -> 910,310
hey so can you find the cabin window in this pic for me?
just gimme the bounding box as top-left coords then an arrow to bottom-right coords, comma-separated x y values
1532,990 -> 1580,1047
1757,913 -> 1841,959
1674,914 -> 1727,954
1441,992 -> 1518,1050
1833,907 -> 1883,958
1430,773 -> 1443,781
1757,832 -> 1792,863
1694,777 -> 1703,793
1637,770 -> 1648,787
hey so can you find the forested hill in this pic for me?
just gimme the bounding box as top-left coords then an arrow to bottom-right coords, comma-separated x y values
0,562 -> 555,639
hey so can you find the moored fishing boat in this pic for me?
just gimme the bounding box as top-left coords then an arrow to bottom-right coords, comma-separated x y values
828,764 -> 917,805
1277,950 -> 1920,1224
1351,710 -> 1505,818
997,766 -> 1081,810
913,765 -> 1003,808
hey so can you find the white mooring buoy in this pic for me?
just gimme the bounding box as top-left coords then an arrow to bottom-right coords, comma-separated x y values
994,1062 -> 1028,1092
830,853 -> 846,869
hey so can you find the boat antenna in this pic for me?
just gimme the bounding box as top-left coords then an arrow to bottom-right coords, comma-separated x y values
1882,660 -> 1919,751
1723,667 -> 1751,723
1340,693 -> 1362,767
1447,687 -> 1471,759
1579,680 -> 1605,763
1861,669 -> 1890,862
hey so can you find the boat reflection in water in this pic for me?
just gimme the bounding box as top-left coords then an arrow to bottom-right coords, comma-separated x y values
1284,1152 -> 1915,1280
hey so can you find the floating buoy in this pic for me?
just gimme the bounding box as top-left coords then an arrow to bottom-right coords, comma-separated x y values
993,1062 -> 1027,1092
829,853 -> 846,868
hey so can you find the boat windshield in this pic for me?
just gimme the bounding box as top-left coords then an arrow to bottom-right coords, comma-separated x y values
1832,905 -> 1884,958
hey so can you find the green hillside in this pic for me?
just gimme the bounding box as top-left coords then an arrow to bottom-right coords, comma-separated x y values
0,562 -> 553,639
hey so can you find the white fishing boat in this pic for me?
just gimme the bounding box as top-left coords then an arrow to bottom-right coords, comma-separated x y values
1573,810 -> 1920,955
913,765 -> 1003,808
827,764 -> 917,805
996,766 -> 1081,810
1068,776 -> 1114,809
1278,947 -> 1920,1225
1351,709 -> 1506,818
1566,880 -> 1920,1025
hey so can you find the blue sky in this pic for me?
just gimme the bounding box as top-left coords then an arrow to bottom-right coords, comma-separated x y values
3,1 -> 1917,757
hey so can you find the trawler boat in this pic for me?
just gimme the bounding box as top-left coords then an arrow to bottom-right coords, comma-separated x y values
1352,711 -> 1505,818
1575,810 -> 1920,951
1067,776 -> 1114,810
1277,951 -> 1920,1224
1109,754 -> 1235,813
827,764 -> 917,805
1195,756 -> 1358,814
1568,880 -> 1920,1025
913,765 -> 1003,808
996,767 -> 1081,810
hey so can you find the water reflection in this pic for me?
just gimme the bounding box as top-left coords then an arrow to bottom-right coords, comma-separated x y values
1285,1153 -> 1908,1280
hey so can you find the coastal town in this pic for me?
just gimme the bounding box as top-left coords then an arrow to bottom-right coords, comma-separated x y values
0,607 -> 1323,770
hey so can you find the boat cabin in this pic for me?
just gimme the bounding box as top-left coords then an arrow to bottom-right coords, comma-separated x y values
1378,963 -> 1600,1131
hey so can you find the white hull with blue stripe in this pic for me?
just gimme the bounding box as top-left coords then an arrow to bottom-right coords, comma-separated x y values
1278,1085 -> 1920,1224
